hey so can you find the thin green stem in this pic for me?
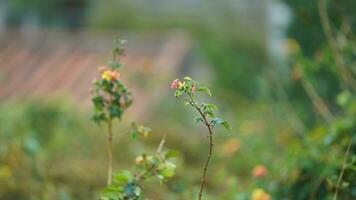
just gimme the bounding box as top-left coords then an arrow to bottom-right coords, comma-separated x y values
189,94 -> 214,200
107,114 -> 113,186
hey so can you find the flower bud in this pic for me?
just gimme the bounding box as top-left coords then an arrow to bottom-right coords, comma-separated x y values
101,70 -> 111,81
171,79 -> 180,90
178,81 -> 185,89
192,84 -> 196,93
110,70 -> 120,81
101,70 -> 120,81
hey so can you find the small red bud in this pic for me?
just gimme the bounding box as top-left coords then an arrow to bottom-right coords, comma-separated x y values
171,79 -> 180,90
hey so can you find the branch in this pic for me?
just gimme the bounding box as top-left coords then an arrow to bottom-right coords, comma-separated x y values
301,79 -> 334,124
333,139 -> 352,200
157,134 -> 167,154
317,0 -> 356,90
189,94 -> 214,200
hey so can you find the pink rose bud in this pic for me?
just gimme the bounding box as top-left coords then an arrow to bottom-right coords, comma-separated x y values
171,79 -> 180,90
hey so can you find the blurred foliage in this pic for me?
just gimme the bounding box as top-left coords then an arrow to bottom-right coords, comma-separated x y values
283,0 -> 356,56
85,0 -> 268,97
5,0 -> 87,28
0,100 -> 174,200
0,100 -> 101,199
1,0 -> 355,199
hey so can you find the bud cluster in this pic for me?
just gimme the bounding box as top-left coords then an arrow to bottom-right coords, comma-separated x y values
90,40 -> 132,124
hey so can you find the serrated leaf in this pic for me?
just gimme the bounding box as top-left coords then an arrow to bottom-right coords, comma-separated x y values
221,121 -> 231,132
211,118 -> 231,132
193,116 -> 203,123
203,103 -> 218,110
197,86 -> 211,96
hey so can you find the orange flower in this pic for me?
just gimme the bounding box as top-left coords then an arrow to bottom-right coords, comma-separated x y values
110,70 -> 120,81
252,165 -> 267,178
102,70 -> 120,81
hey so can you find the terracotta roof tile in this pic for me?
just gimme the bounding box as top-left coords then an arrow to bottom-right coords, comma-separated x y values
0,29 -> 191,119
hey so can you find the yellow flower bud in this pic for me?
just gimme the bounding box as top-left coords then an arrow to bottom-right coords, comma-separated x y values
101,70 -> 111,81
178,81 -> 185,89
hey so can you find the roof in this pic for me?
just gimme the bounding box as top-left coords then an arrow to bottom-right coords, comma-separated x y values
0,29 -> 191,118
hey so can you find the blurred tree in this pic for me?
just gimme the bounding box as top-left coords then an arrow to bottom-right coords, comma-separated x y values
5,0 -> 87,29
283,0 -> 356,56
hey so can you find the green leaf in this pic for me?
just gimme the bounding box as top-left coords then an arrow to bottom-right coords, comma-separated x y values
92,95 -> 105,111
158,162 -> 176,178
130,130 -> 138,140
197,86 -> 211,96
175,89 -> 184,97
203,103 -> 217,110
108,60 -> 122,69
109,105 -> 122,118
221,121 -> 231,132
165,150 -> 179,159
211,118 -> 231,132
113,171 -> 132,184
100,185 -> 123,200
92,113 -> 107,124
202,103 -> 217,117
193,116 -> 203,124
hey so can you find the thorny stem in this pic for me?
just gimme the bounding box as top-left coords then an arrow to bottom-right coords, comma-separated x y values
188,94 -> 214,200
107,114 -> 113,186
333,139 -> 352,200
